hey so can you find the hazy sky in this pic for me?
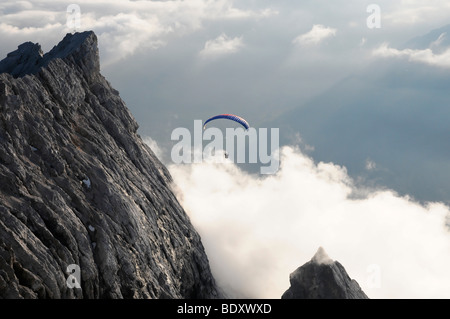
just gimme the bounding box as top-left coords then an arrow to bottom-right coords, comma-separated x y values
1,0 -> 450,299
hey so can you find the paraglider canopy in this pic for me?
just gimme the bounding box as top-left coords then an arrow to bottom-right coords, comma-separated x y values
203,114 -> 249,130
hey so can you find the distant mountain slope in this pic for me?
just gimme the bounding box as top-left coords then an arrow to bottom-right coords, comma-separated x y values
270,25 -> 450,204
403,24 -> 450,50
0,31 -> 220,298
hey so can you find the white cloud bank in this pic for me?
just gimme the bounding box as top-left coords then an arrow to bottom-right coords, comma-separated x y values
199,33 -> 244,59
169,146 -> 450,299
292,24 -> 337,46
373,42 -> 450,68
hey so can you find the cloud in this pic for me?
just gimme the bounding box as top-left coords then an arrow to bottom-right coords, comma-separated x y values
292,24 -> 337,46
0,0 -> 275,65
373,42 -> 450,68
365,158 -> 377,171
383,2 -> 450,26
169,146 -> 450,299
431,32 -> 447,48
359,37 -> 367,47
143,136 -> 165,162
199,33 -> 244,59
0,1 -> 33,13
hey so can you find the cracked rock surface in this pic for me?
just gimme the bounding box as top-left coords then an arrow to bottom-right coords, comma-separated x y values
0,31 -> 220,299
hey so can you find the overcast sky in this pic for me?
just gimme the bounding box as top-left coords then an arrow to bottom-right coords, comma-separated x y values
2,0 -> 450,299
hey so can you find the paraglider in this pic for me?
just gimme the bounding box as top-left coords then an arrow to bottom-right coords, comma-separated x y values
203,114 -> 249,160
170,116 -> 279,174
203,114 -> 249,130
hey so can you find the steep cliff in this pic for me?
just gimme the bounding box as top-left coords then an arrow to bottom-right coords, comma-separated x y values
282,247 -> 369,299
0,31 -> 220,299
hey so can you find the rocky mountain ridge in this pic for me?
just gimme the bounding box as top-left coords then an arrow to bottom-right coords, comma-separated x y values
0,31 -> 220,298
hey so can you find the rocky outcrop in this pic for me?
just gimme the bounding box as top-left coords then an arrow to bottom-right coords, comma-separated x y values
282,247 -> 369,299
0,31 -> 220,299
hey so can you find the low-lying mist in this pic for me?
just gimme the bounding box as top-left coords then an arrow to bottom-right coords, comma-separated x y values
166,145 -> 450,299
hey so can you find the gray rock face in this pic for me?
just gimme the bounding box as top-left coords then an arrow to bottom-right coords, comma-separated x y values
0,31 -> 220,299
282,247 -> 369,299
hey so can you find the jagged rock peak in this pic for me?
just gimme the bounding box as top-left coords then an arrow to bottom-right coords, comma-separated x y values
311,246 -> 334,265
282,247 -> 369,299
0,32 -> 220,299
0,42 -> 44,78
0,31 -> 99,79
